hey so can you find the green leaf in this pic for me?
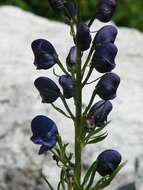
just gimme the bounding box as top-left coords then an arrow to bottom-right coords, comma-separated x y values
85,162 -> 98,190
41,173 -> 55,190
85,122 -> 110,145
87,132 -> 108,144
82,161 -> 97,187
60,168 -> 66,190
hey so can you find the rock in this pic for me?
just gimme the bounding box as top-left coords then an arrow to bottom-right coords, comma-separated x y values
134,155 -> 143,190
0,5 -> 143,190
117,183 -> 135,190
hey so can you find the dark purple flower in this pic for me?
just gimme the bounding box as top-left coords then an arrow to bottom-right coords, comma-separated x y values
92,43 -> 118,73
96,149 -> 122,176
48,0 -> 64,11
59,75 -> 75,99
76,23 -> 92,51
93,25 -> 118,45
31,39 -> 57,70
31,115 -> 58,155
34,77 -> 61,103
65,1 -> 77,18
96,73 -> 120,100
96,0 -> 116,22
66,46 -> 77,67
87,100 -> 112,127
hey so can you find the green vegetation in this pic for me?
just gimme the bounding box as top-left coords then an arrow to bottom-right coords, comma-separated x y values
0,0 -> 143,31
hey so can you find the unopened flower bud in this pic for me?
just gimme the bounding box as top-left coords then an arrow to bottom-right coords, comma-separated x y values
87,100 -> 112,127
96,72 -> 120,100
96,149 -> 122,176
66,46 -> 77,67
65,1 -> 77,18
76,23 -> 92,51
48,0 -> 64,11
59,75 -> 75,99
92,43 -> 118,73
93,25 -> 118,45
96,0 -> 116,22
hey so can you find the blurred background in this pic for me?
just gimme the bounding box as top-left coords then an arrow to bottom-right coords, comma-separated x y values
0,0 -> 143,31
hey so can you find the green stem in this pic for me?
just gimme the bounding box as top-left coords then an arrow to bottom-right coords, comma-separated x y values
85,76 -> 102,85
83,88 -> 97,115
70,22 -> 76,42
82,65 -> 94,87
51,103 -> 72,119
56,58 -> 70,76
74,49 -> 82,188
88,16 -> 96,27
82,46 -> 94,78
60,95 -> 75,120
74,0 -> 82,185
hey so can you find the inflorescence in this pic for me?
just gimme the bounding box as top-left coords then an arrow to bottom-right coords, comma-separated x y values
30,0 -> 126,189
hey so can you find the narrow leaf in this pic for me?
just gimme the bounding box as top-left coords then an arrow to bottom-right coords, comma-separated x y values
41,173 -> 54,190
87,133 -> 108,144
82,161 -> 97,187
85,162 -> 98,190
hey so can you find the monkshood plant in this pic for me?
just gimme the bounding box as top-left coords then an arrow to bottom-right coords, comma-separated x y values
30,0 -> 127,189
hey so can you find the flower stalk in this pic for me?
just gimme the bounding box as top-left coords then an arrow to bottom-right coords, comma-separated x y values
30,0 -> 126,189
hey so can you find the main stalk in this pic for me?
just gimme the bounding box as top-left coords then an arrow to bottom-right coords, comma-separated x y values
74,1 -> 82,189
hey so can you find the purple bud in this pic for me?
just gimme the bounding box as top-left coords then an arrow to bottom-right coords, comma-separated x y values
96,0 -> 116,22
96,73 -> 120,100
76,23 -> 92,51
92,43 -> 118,73
48,0 -> 64,11
66,46 -> 77,67
65,1 -> 77,18
34,77 -> 61,103
97,149 -> 122,176
93,25 -> 118,45
31,115 -> 58,155
87,100 -> 112,127
59,75 -> 75,99
31,39 -> 57,70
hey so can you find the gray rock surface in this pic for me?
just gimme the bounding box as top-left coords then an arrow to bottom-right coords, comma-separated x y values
135,154 -> 143,190
0,5 -> 143,190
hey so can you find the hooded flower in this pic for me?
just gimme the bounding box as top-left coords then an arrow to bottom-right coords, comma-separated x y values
34,77 -> 61,103
93,25 -> 118,46
31,39 -> 57,70
76,23 -> 92,51
59,75 -> 76,99
31,115 -> 58,155
87,100 -> 112,127
48,0 -> 64,11
66,46 -> 77,67
92,43 -> 118,73
96,73 -> 120,100
95,0 -> 116,22
96,149 -> 122,176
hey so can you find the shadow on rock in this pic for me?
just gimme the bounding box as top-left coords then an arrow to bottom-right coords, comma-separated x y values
1,168 -> 47,190
117,183 -> 135,190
